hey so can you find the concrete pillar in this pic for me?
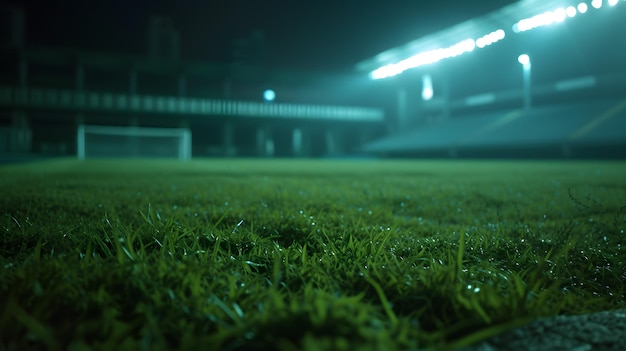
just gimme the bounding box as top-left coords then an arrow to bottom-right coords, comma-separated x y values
562,143 -> 572,158
325,129 -> 345,156
128,117 -> 140,157
441,77 -> 451,120
148,16 -> 180,59
18,58 -> 27,87
10,111 -> 31,153
325,130 -> 336,156
178,74 -> 186,97
223,123 -> 235,156
75,62 -> 85,91
7,7 -> 25,47
522,63 -> 532,111
171,30 -> 180,60
223,79 -> 232,99
256,126 -> 273,157
292,127 -> 311,157
448,146 -> 458,158
75,114 -> 85,159
129,68 -> 138,94
397,87 -> 407,131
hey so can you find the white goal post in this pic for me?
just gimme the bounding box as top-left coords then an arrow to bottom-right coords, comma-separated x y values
77,125 -> 192,160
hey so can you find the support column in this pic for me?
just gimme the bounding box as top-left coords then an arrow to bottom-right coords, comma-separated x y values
325,130 -> 336,156
325,129 -> 345,156
441,76 -> 451,121
562,143 -> 572,158
18,58 -> 27,87
128,116 -> 139,157
129,68 -> 138,95
448,146 -> 458,158
10,111 -> 31,153
178,74 -> 186,97
223,123 -> 235,156
75,61 -> 85,91
76,114 -> 85,159
396,87 -> 407,131
11,7 -> 25,47
223,79 -> 232,99
256,126 -> 273,157
292,128 -> 311,157
179,119 -> 191,160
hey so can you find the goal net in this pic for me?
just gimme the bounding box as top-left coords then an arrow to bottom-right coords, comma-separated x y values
77,125 -> 192,160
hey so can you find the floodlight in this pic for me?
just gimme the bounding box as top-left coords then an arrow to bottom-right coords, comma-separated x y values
421,74 -> 433,101
578,2 -> 589,13
592,0 -> 602,9
263,89 -> 275,102
477,29 -> 506,48
369,38 -> 476,79
566,6 -> 577,17
553,8 -> 567,22
518,54 -> 531,66
608,0 -> 618,5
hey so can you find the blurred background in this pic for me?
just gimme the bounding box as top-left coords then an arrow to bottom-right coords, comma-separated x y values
1,0 -> 625,161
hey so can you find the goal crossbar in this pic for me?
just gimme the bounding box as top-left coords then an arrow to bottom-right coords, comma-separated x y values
77,125 -> 192,160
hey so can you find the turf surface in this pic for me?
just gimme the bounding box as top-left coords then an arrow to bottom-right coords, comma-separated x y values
1,158 -> 625,350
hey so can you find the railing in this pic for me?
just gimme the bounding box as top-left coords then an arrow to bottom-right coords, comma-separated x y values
0,86 -> 385,122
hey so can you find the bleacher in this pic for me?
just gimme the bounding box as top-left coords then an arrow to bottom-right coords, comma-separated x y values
363,99 -> 626,158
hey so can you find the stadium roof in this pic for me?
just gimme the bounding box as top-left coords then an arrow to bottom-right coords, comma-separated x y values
355,0 -> 624,78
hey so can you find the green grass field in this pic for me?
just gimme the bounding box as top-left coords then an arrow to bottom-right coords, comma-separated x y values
1,158 -> 625,350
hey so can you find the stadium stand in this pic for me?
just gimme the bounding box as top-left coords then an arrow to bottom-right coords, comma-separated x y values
363,99 -> 626,158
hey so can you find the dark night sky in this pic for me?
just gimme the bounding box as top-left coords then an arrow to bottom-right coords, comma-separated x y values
12,0 -> 517,72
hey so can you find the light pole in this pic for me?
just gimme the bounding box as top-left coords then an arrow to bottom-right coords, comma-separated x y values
518,54 -> 532,110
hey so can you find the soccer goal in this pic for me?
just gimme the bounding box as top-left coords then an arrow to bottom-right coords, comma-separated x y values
77,124 -> 192,160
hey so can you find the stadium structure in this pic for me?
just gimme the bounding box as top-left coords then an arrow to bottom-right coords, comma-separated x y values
1,0 -> 626,160
0,8 -> 386,161
358,0 -> 626,158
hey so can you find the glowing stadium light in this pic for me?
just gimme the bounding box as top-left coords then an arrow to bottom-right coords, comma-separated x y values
566,6 -> 577,17
421,74 -> 434,101
477,29 -> 506,48
263,89 -> 275,102
578,2 -> 589,13
514,10 -> 560,32
370,38 -> 476,79
608,0 -> 618,6
592,0 -> 603,9
517,54 -> 532,110
518,54 -> 531,67
553,7 -> 567,22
